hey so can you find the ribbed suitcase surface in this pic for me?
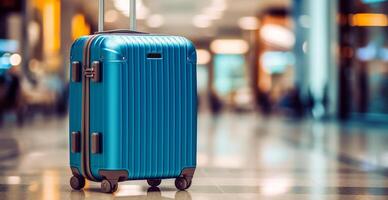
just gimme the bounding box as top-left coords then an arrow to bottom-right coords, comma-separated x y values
69,34 -> 197,181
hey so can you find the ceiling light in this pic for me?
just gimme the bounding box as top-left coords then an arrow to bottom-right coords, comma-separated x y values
351,13 -> 388,26
10,53 -> 22,66
193,15 -> 212,28
210,0 -> 228,12
260,24 -> 295,49
113,0 -> 149,20
197,49 -> 211,65
238,16 -> 260,30
146,14 -> 165,28
7,176 -> 21,185
260,177 -> 291,196
105,10 -> 119,23
202,8 -> 223,20
210,39 -> 249,54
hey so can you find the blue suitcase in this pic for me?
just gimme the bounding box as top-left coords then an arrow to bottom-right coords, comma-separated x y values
68,0 -> 197,193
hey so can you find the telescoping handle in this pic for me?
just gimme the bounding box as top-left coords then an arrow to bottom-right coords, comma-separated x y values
98,0 -> 137,32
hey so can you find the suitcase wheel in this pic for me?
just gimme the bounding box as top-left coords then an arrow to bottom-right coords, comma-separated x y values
175,177 -> 192,191
101,179 -> 118,193
147,179 -> 162,187
70,175 -> 85,190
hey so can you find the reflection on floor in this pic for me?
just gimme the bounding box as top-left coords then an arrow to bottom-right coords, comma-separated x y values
0,113 -> 388,199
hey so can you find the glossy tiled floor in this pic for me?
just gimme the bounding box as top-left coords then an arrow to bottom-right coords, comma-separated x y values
0,113 -> 388,199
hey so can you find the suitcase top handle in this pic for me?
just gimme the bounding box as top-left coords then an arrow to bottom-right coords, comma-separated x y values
98,0 -> 137,32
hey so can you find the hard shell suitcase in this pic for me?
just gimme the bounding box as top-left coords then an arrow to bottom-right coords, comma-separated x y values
68,0 -> 197,193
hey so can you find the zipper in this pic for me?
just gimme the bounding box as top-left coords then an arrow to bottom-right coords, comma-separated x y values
81,34 -> 100,182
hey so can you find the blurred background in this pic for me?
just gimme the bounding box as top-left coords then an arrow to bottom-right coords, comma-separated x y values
0,0 -> 388,122
0,0 -> 388,199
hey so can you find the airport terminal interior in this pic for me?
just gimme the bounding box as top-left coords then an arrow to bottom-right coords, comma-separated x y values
0,0 -> 388,199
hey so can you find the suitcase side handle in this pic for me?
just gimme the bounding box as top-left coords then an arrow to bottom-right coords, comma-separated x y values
98,0 -> 137,32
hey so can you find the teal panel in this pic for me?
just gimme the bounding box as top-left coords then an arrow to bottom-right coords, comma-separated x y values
69,36 -> 89,171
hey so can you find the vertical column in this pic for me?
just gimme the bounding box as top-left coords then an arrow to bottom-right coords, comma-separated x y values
249,29 -> 260,110
292,0 -> 309,104
307,0 -> 338,118
21,0 -> 32,81
327,0 -> 338,118
60,0 -> 75,81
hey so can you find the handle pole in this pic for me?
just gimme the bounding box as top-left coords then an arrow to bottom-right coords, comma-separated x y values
98,0 -> 104,32
98,0 -> 136,32
130,0 -> 137,31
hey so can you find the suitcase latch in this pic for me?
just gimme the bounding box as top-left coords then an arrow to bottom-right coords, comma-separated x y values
83,61 -> 101,82
84,68 -> 94,78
